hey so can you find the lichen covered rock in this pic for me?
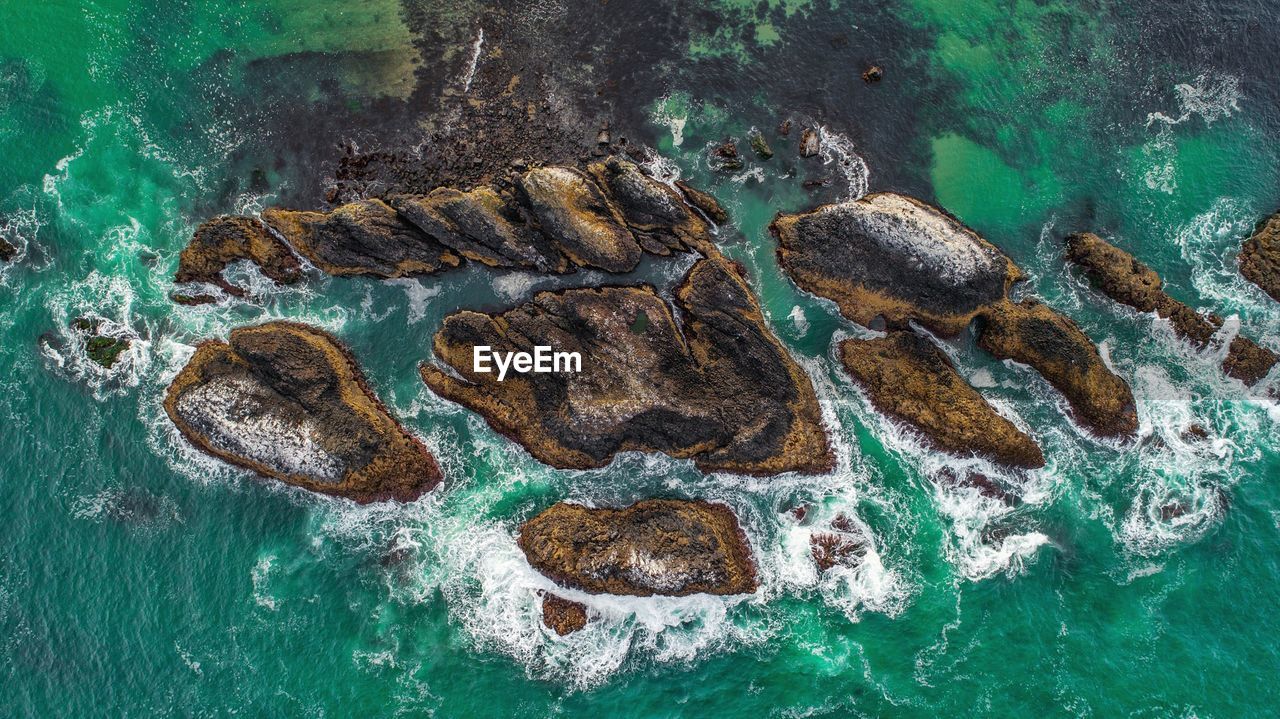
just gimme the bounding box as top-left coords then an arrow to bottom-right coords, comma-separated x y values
839,332 -> 1045,467
421,258 -> 832,475
518,499 -> 758,596
165,322 -> 441,503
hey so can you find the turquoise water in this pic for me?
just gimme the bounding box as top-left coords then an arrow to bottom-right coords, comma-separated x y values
3,1 -> 1280,715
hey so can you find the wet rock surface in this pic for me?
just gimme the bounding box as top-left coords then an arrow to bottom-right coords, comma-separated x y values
174,216 -> 301,296
810,514 -> 870,572
1239,212 -> 1280,303
839,331 -> 1045,468
977,298 -> 1139,438
772,192 -> 1023,336
540,593 -> 589,635
0,236 -> 15,262
165,321 -> 441,503
421,257 -> 832,475
518,499 -> 758,596
1067,231 -> 1277,385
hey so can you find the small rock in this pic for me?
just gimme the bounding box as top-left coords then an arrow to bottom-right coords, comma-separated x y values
748,129 -> 774,160
170,293 -> 218,306
810,514 -> 868,572
0,237 -> 15,262
540,592 -> 588,635
1182,424 -> 1210,442
85,335 -> 130,369
799,128 -> 820,157
777,119 -> 792,137
862,65 -> 884,83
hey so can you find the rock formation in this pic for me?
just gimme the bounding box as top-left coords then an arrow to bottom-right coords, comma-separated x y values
164,321 -> 441,503
174,216 -> 301,296
0,236 -> 16,262
675,180 -> 729,225
1239,212 -> 1280,303
772,193 -> 1136,439
518,500 -> 758,596
175,157 -> 717,295
421,257 -> 833,475
539,593 -> 588,635
839,332 -> 1045,467
810,514 -> 869,572
1067,231 -> 1277,385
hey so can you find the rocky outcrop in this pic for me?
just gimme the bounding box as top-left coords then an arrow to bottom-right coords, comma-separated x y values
1067,232 -> 1278,385
799,128 -> 820,158
261,199 -> 461,278
518,500 -> 758,596
164,322 -> 441,503
810,514 -> 869,572
175,216 -> 301,296
0,236 -> 15,262
675,180 -> 729,225
540,593 -> 588,635
1239,212 -> 1280,303
773,194 -> 1137,439
421,257 -> 832,475
839,332 -> 1045,467
977,298 -> 1139,438
176,157 -> 718,293
773,193 -> 1024,336
71,318 -> 131,369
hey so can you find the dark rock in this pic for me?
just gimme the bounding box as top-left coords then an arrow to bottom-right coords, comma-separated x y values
171,293 -> 219,306
540,592 -> 588,635
977,298 -> 1138,438
1067,231 -> 1278,385
590,157 -> 715,255
85,336 -> 130,369
1182,424 -> 1210,442
810,514 -> 869,572
777,119 -> 792,137
675,181 -> 729,225
175,216 -> 302,295
773,192 -> 1024,336
788,504 -> 809,523
421,257 -> 833,475
0,236 -> 15,262
1239,212 -> 1280,303
934,467 -> 1018,505
840,331 -> 1045,467
714,141 -> 739,159
261,199 -> 462,278
518,499 -> 758,596
164,322 -> 442,503
513,165 -> 641,273
749,129 -> 774,160
861,65 -> 884,83
799,128 -> 820,157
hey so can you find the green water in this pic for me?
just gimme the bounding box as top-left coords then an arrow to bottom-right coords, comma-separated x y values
4,1 -> 1280,716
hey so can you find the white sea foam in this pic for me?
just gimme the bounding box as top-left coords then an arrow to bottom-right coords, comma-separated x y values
816,125 -> 870,200
788,305 -> 810,336
1145,72 -> 1242,128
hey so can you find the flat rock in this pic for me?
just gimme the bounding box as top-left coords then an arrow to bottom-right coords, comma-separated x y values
165,322 -> 441,503
977,298 -> 1138,438
518,499 -> 758,596
1240,212 -> 1280,303
839,331 -> 1045,468
772,193 -> 1024,336
175,216 -> 301,295
1067,231 -> 1277,385
421,257 -> 832,475
261,199 -> 461,278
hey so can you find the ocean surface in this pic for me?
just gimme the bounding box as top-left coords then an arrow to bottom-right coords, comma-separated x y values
3,1 -> 1280,715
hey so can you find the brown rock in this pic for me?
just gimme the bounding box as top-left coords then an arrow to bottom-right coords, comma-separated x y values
840,332 -> 1044,467
1239,212 -> 1280,303
810,514 -> 869,572
518,499 -> 758,596
977,298 -> 1138,438
799,128 -> 820,157
862,65 -> 884,83
175,216 -> 301,295
261,199 -> 461,278
514,165 -> 642,272
1067,231 -> 1277,385
675,180 -> 729,225
540,593 -> 588,635
590,157 -> 716,255
164,322 -> 442,503
421,257 -> 832,475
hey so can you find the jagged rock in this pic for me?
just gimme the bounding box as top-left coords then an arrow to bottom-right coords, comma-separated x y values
391,186 -> 569,272
1240,212 -> 1280,303
0,236 -> 15,262
839,331 -> 1045,467
175,216 -> 301,295
934,468 -> 1018,505
749,129 -> 774,159
71,317 -> 130,369
977,298 -> 1138,438
675,180 -> 729,225
165,322 -> 441,503
799,128 -> 820,157
421,257 -> 832,475
1067,231 -> 1277,385
260,199 -> 461,278
777,119 -> 793,136
773,192 -> 1024,336
540,593 -> 588,635
514,165 -> 641,272
861,65 -> 884,83
518,499 -> 758,596
171,293 -> 219,306
810,513 -> 869,572
590,157 -> 715,255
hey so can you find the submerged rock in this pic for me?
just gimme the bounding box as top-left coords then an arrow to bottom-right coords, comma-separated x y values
518,499 -> 758,596
810,513 -> 869,572
1067,231 -> 1277,385
1239,212 -> 1280,303
773,193 -> 1024,336
978,298 -> 1138,438
165,322 -> 441,503
539,592 -> 588,635
261,199 -> 462,278
170,292 -> 218,307
839,332 -> 1045,468
71,317 -> 131,369
174,216 -> 301,296
421,257 -> 832,475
